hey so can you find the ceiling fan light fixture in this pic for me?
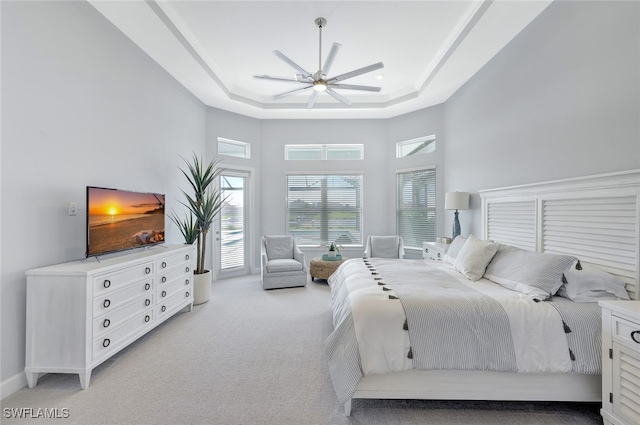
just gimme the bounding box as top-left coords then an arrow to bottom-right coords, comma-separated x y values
313,80 -> 328,92
254,17 -> 384,108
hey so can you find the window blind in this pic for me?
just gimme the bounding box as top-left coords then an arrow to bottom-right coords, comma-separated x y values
286,174 -> 363,246
396,169 -> 436,248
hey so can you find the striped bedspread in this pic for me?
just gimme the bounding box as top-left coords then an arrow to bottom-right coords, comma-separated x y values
324,258 -> 602,404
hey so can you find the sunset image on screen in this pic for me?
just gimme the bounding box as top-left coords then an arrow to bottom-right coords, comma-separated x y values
87,187 -> 165,257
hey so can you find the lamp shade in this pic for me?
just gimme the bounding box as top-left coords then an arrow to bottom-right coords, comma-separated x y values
445,192 -> 469,210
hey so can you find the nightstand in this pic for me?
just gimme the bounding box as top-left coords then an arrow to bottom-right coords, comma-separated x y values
599,300 -> 640,425
422,242 -> 450,261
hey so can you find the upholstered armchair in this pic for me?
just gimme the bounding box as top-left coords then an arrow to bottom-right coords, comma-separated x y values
363,235 -> 406,259
261,235 -> 308,289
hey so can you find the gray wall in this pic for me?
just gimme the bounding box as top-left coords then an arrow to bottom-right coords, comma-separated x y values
1,1 -> 206,393
444,0 -> 640,236
258,110 -> 445,260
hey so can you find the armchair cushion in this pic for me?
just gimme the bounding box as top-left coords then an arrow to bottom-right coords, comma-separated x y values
267,259 -> 304,273
370,236 -> 402,258
264,235 -> 294,260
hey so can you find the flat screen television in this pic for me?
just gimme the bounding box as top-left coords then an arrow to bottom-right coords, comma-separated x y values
86,186 -> 165,257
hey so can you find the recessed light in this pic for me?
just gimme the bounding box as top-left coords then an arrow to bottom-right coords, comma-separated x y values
375,74 -> 384,80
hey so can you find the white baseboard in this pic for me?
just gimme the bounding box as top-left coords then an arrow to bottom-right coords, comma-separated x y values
1,371 -> 28,400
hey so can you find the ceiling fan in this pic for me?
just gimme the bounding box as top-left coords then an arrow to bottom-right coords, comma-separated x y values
254,17 -> 384,109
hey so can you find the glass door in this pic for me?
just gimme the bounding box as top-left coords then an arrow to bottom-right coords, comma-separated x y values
216,171 -> 250,277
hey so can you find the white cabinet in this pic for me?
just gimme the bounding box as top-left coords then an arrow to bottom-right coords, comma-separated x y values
422,242 -> 450,261
600,301 -> 640,425
25,245 -> 194,389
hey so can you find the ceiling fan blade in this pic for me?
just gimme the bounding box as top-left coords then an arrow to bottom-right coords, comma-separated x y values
328,83 -> 381,92
327,62 -> 384,83
306,92 -> 319,109
322,42 -> 341,76
273,50 -> 312,78
273,85 -> 313,99
254,75 -> 311,84
326,89 -> 352,106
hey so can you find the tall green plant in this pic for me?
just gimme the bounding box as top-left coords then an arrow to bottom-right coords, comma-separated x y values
175,153 -> 226,275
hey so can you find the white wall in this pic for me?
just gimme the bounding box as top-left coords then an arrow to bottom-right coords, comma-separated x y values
1,1 -> 206,395
444,0 -> 640,236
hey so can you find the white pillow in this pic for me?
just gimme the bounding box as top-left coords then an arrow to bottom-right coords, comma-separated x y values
557,262 -> 630,302
483,245 -> 576,299
443,236 -> 466,265
453,235 -> 500,281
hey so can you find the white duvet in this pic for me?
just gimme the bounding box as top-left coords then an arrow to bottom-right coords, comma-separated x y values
329,259 -> 572,376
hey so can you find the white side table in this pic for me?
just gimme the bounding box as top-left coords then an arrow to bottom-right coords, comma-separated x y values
599,300 -> 640,425
422,242 -> 450,261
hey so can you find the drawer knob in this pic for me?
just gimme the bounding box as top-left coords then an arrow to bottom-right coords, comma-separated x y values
185,254 -> 190,260
145,267 -> 151,274
145,315 -> 150,323
103,280 -> 111,289
103,299 -> 111,308
162,276 -> 167,283
103,338 -> 110,348
631,331 -> 640,344
162,261 -> 167,268
145,299 -> 151,307
186,291 -> 190,298
103,319 -> 110,328
161,305 -> 167,313
185,266 -> 190,273
162,290 -> 167,298
185,279 -> 190,285
145,283 -> 151,291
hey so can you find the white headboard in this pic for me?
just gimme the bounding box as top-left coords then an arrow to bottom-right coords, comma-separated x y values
479,170 -> 640,300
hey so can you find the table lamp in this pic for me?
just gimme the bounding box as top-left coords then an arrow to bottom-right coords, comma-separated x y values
445,192 -> 469,239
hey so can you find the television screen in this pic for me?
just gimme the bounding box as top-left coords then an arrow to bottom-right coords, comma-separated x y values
86,186 -> 165,257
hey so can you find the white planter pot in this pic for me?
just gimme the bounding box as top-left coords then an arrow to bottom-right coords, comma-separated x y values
193,270 -> 212,305
328,250 -> 336,259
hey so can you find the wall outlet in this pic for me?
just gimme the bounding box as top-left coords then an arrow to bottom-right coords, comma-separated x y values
68,202 -> 77,216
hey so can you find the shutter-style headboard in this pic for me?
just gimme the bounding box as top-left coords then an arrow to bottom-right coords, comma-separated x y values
479,170 -> 640,300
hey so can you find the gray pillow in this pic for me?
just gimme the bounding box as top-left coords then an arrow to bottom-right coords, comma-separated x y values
484,244 -> 576,299
264,236 -> 294,260
370,236 -> 400,258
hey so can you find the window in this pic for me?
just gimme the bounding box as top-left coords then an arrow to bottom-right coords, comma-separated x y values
396,135 -> 436,158
396,168 -> 436,248
286,174 -> 363,246
218,137 -> 250,159
285,144 -> 363,160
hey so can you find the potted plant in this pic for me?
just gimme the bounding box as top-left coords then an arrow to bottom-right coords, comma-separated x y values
326,241 -> 342,259
170,153 -> 225,305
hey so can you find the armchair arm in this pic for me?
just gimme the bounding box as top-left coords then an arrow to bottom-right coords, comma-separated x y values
293,243 -> 308,272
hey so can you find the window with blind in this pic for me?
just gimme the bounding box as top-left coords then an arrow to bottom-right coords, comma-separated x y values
396,168 -> 436,248
286,174 -> 363,246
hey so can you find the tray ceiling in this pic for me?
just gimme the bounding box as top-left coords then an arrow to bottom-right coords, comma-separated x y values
89,1 -> 552,119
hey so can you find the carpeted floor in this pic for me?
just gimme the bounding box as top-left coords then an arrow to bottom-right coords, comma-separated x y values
2,275 -> 603,425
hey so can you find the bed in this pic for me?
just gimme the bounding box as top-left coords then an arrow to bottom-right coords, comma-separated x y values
325,169 -> 640,415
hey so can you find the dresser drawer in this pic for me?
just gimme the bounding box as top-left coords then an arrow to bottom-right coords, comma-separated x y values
158,277 -> 191,303
157,252 -> 192,273
93,308 -> 154,360
612,314 -> 640,350
158,264 -> 191,287
93,278 -> 154,318
157,289 -> 192,318
93,294 -> 154,337
93,262 -> 154,296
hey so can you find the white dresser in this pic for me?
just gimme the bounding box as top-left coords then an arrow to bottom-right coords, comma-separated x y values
25,245 -> 194,389
600,300 -> 640,425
